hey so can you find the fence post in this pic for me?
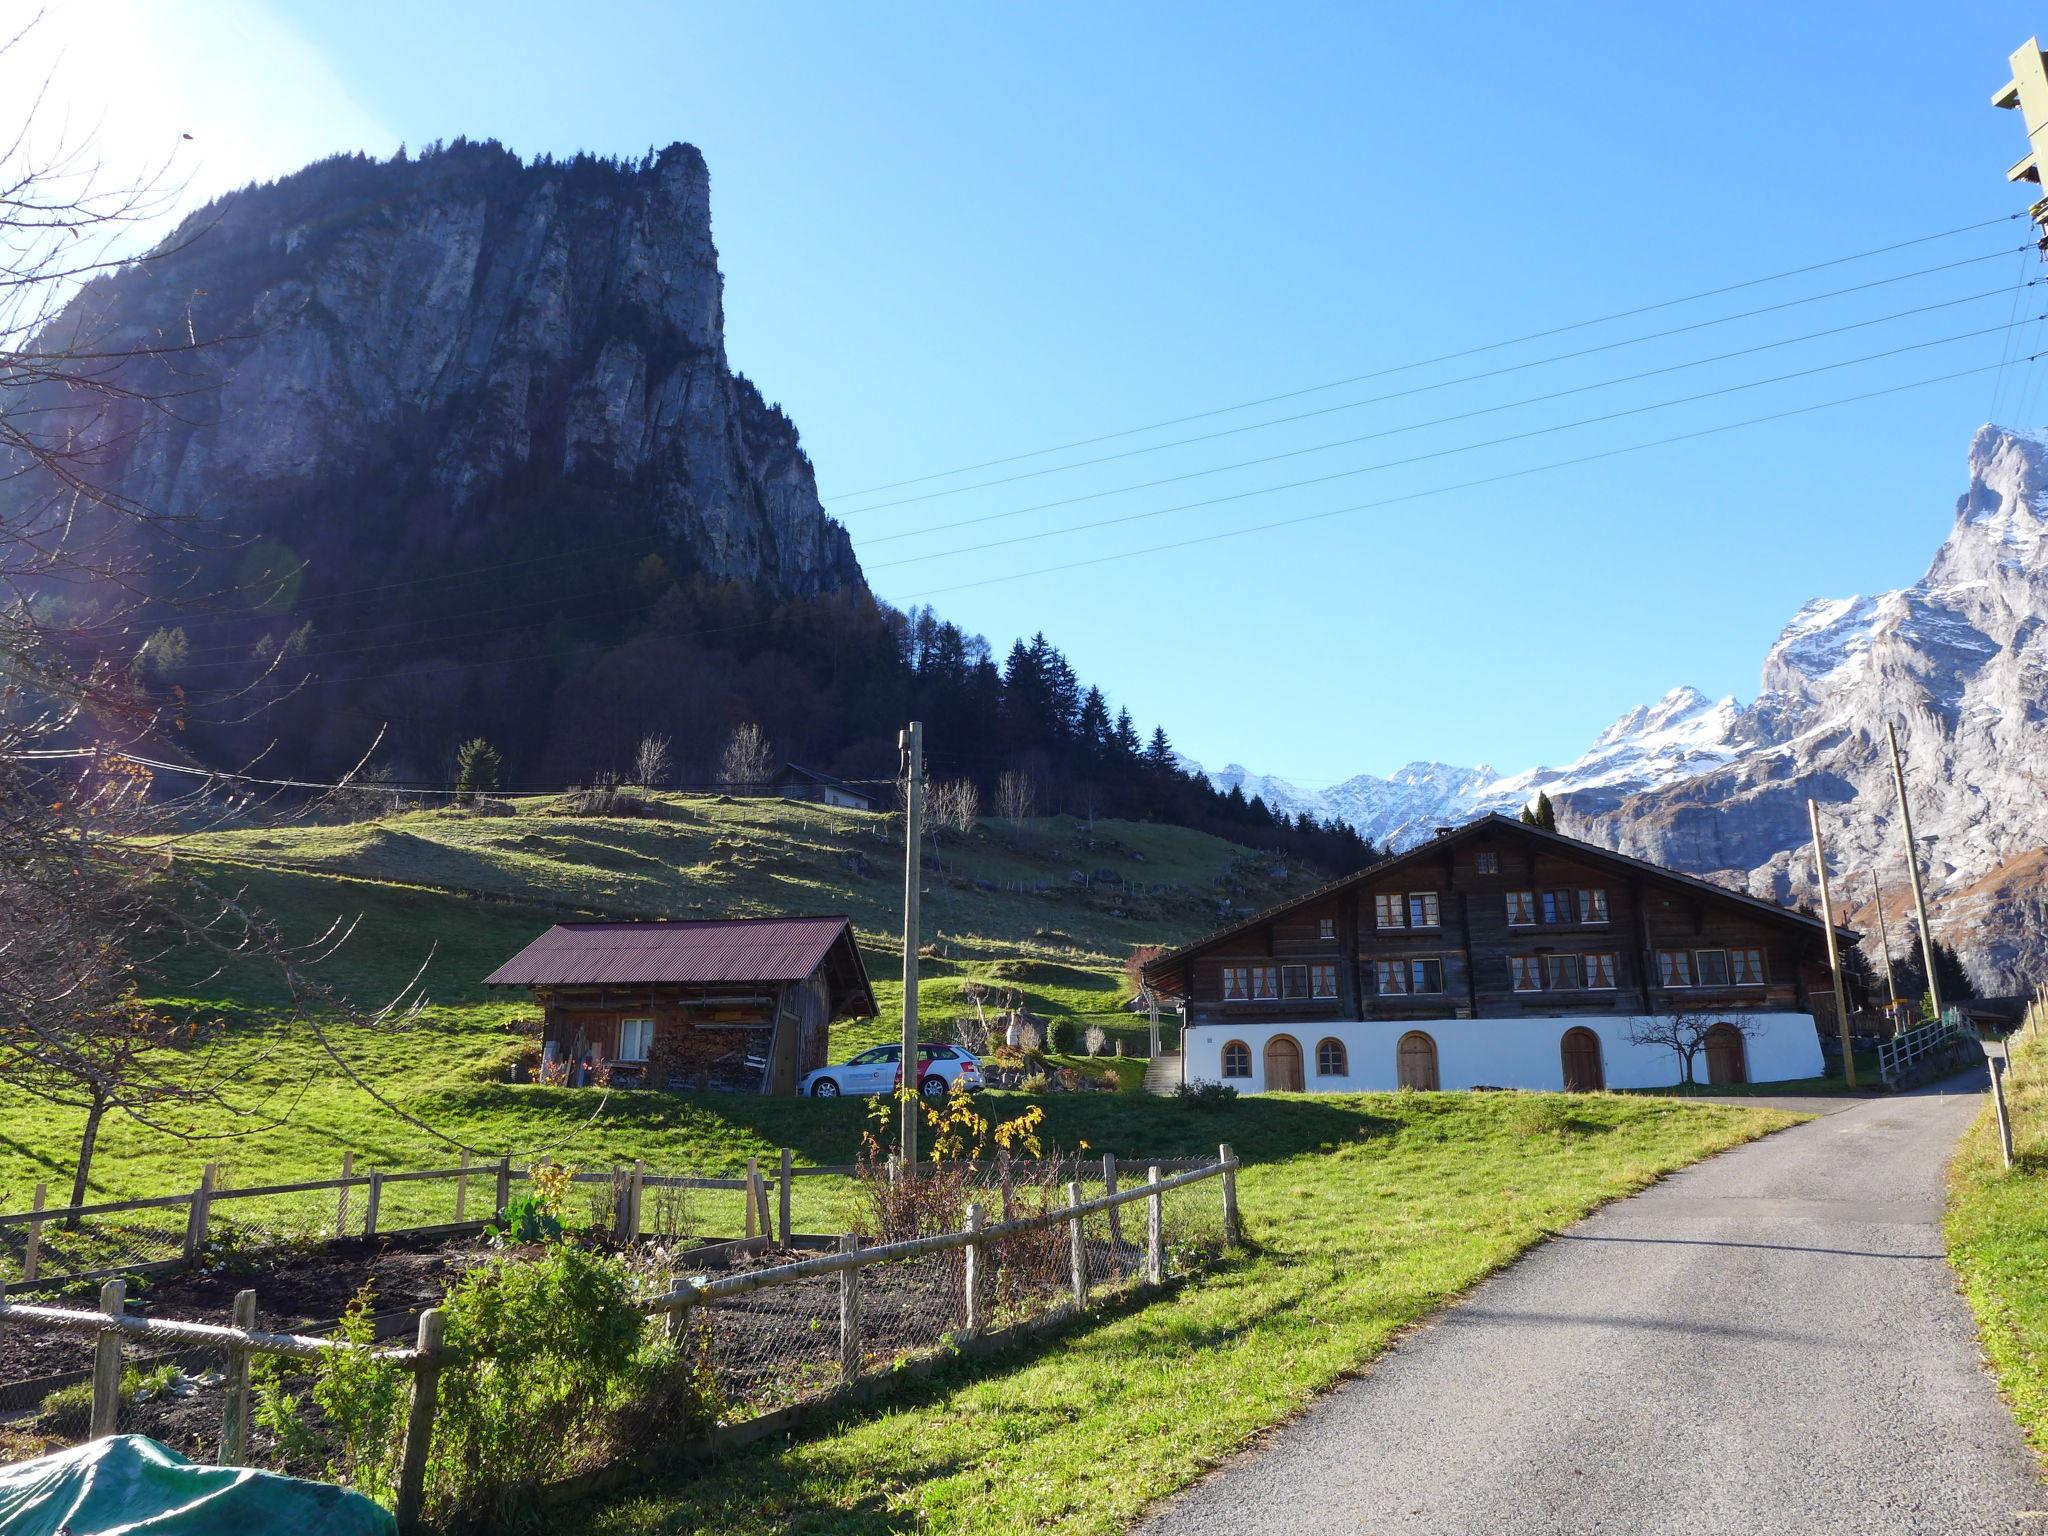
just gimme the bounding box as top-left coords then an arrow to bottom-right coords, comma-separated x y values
1102,1154 -> 1126,1272
778,1149 -> 793,1246
336,1152 -> 353,1238
220,1288 -> 257,1465
183,1165 -> 216,1264
839,1234 -> 862,1379
628,1160 -> 646,1242
90,1278 -> 124,1438
744,1156 -> 760,1239
454,1150 -> 470,1225
365,1170 -> 383,1239
495,1156 -> 511,1220
23,1182 -> 44,1286
1992,1057 -> 2016,1170
394,1307 -> 445,1534
996,1147 -> 1016,1222
1067,1181 -> 1088,1312
1146,1166 -> 1164,1286
963,1202 -> 986,1338
1219,1143 -> 1241,1249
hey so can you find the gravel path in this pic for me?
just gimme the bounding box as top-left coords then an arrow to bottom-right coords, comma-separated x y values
1138,1071 -> 2042,1535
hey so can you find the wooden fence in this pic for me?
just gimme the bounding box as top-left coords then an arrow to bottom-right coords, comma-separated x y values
0,1145 -> 1241,1532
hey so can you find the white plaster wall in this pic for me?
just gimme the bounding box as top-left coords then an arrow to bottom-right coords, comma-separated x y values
1184,1013 -> 1823,1093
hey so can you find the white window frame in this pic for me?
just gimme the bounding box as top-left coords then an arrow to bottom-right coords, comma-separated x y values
1693,948 -> 1731,988
1543,953 -> 1583,991
1317,917 -> 1337,941
1374,893 -> 1406,930
1281,963 -> 1311,1000
1507,890 -> 1536,927
617,1017 -> 655,1063
1409,958 -> 1445,995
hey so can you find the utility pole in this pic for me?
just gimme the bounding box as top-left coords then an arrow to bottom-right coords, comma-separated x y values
898,721 -> 924,1174
1808,798 -> 1857,1089
1886,722 -> 1943,1021
1865,868 -> 1899,1015
1994,38 -> 2048,247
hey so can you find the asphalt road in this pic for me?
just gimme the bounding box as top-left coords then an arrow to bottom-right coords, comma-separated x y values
1138,1070 -> 2043,1536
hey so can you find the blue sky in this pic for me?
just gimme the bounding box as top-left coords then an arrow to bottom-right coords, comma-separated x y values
22,2 -> 2048,786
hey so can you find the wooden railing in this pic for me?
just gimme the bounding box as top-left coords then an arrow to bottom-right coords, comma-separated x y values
1876,1009 -> 1964,1087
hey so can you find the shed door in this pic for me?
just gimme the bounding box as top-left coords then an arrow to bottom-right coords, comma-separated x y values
1705,1024 -> 1748,1085
1560,1028 -> 1604,1092
1397,1031 -> 1439,1091
1264,1035 -> 1303,1092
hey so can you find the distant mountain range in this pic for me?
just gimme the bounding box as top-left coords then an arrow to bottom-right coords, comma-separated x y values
1188,424 -> 2048,992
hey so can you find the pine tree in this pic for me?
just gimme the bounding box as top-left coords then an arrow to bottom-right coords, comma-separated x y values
1521,791 -> 1557,831
1144,726 -> 1176,773
454,736 -> 502,806
1112,708 -> 1142,761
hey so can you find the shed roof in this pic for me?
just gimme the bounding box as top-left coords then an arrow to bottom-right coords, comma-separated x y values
484,914 -> 865,991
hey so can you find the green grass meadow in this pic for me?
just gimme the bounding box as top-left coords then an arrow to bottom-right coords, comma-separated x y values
1946,1004 -> 2048,1468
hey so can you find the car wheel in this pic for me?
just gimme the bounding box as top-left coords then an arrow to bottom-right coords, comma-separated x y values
920,1074 -> 948,1099
811,1078 -> 840,1098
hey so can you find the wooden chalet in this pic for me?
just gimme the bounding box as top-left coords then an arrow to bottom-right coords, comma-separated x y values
1142,814 -> 1852,1093
769,763 -> 877,812
484,916 -> 876,1095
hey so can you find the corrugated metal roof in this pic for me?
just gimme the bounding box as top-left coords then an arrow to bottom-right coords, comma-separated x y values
484,915 -> 858,988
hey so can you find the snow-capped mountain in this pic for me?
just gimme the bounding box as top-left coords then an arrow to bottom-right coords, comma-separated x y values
1189,424 -> 2048,989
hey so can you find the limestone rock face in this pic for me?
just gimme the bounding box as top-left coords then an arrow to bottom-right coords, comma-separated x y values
31,141 -> 862,597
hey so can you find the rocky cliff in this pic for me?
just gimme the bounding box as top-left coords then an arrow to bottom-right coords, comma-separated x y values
40,140 -> 861,597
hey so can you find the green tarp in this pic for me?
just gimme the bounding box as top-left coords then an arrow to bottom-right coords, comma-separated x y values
0,1436 -> 395,1536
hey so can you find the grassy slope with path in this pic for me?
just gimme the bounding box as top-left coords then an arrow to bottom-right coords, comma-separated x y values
1947,1003 -> 2048,1467
0,796 -> 1311,1202
570,1091 -> 1795,1536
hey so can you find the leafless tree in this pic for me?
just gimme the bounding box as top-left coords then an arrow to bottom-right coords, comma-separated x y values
1624,1007 -> 1761,1087
994,768 -> 1037,821
632,732 -> 674,790
718,722 -> 774,792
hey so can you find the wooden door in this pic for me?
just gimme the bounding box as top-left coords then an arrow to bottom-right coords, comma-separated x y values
1705,1024 -> 1748,1085
1560,1028 -> 1604,1092
1264,1035 -> 1303,1092
1397,1031 -> 1439,1091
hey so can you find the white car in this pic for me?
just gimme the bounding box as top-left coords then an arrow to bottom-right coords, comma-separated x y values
800,1044 -> 983,1098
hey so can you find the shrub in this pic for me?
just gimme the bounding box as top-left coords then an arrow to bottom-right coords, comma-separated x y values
1019,1072 -> 1051,1094
1048,1017 -> 1077,1053
36,1381 -> 94,1435
1083,1024 -> 1108,1057
1173,1080 -> 1239,1111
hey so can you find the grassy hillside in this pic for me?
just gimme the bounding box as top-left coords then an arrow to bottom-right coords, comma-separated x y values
1947,1002 -> 2048,1467
0,796 -> 1320,1205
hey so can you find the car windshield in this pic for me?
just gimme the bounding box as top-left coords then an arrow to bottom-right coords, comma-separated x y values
850,1047 -> 896,1065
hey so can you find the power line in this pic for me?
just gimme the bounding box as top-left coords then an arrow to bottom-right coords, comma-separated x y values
867,314 -> 2042,571
899,354 -> 2040,602
842,244 -> 2031,518
826,213 -> 2024,502
861,284 -> 2034,553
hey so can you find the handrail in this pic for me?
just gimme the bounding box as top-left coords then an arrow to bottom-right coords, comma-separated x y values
0,1296 -> 413,1362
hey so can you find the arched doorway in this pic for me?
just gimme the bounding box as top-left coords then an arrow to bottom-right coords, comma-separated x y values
1705,1024 -> 1748,1085
1397,1031 -> 1439,1091
1560,1027 -> 1603,1092
1263,1035 -> 1304,1091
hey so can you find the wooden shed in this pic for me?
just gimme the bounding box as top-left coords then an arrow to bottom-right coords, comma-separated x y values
484,916 -> 877,1095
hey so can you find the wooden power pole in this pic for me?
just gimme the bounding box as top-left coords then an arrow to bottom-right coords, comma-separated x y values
1808,798 -> 1857,1088
1865,869 -> 1899,1014
1994,38 -> 2048,246
898,721 -> 924,1173
1886,722 -> 1943,1021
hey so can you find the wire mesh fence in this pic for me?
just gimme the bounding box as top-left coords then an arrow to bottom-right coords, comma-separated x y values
0,1151 -> 1239,1529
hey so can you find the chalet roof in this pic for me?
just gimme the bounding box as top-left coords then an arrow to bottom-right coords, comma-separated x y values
773,763 -> 873,799
484,915 -> 871,1001
1142,813 -> 1852,986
